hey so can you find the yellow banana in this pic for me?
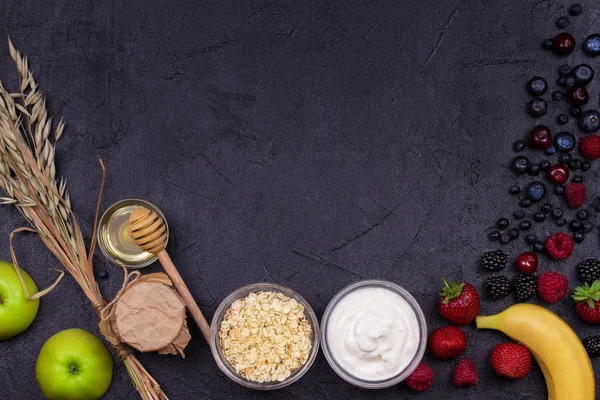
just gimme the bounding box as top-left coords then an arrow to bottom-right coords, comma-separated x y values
476,303 -> 594,400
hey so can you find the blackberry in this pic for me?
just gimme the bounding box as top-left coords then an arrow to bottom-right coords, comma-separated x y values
481,250 -> 508,272
484,276 -> 512,300
583,336 -> 600,358
514,274 -> 536,302
577,259 -> 600,283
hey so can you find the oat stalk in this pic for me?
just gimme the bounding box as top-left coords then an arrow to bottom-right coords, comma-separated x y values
0,38 -> 167,400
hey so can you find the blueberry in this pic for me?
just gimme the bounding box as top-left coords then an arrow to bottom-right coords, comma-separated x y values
570,220 -> 583,231
577,210 -> 589,220
559,153 -> 572,164
554,184 -> 566,195
556,16 -> 570,29
573,232 -> 585,243
539,160 -> 551,170
569,4 -> 583,16
581,161 -> 592,171
497,217 -> 509,230
529,164 -> 541,176
541,203 -> 553,213
513,210 -> 525,220
556,217 -> 567,227
542,38 -> 555,50
500,234 -> 511,245
520,198 -> 533,208
573,175 -> 584,183
570,107 -> 582,117
573,64 -> 595,84
557,114 -> 569,125
554,131 -> 576,152
509,228 -> 520,240
509,185 -> 521,195
525,181 -> 547,202
565,75 -> 577,87
569,158 -> 582,170
559,65 -> 572,76
534,212 -> 546,222
489,230 -> 501,241
96,270 -> 108,279
552,208 -> 564,219
527,76 -> 548,96
527,98 -> 548,117
511,156 -> 531,175
582,221 -> 595,233
557,77 -> 567,87
583,34 -> 600,56
579,110 -> 600,132
520,220 -> 532,231
533,242 -> 545,253
513,140 -> 526,152
525,232 -> 537,244
545,146 -> 556,155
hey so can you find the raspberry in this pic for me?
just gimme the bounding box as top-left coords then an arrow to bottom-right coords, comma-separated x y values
405,362 -> 434,392
580,135 -> 600,159
565,183 -> 586,209
537,271 -> 569,303
453,358 -> 478,387
545,232 -> 575,260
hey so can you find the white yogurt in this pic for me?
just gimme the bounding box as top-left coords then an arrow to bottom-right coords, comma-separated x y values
326,286 -> 420,381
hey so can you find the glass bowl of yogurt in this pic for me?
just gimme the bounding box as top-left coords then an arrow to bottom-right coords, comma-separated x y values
320,280 -> 427,389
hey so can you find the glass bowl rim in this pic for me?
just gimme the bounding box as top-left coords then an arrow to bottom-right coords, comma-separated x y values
320,279 -> 427,389
209,282 -> 320,390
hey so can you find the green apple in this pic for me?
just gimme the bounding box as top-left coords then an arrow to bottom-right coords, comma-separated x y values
36,328 -> 113,400
0,260 -> 39,340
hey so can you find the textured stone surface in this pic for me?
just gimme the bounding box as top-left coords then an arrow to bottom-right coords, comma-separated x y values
0,0 -> 599,398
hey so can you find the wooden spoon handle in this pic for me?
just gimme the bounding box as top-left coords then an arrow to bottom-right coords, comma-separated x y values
157,251 -> 211,343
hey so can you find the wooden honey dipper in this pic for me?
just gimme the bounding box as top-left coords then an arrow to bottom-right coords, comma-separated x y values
129,206 -> 210,343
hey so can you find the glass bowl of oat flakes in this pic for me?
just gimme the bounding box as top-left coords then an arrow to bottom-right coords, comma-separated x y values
210,283 -> 320,389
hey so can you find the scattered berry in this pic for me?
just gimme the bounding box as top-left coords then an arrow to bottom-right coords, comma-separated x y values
579,110 -> 600,133
556,114 -> 568,125
533,242 -> 545,253
581,161 -> 592,171
453,358 -> 478,388
96,270 -> 108,279
568,85 -> 589,105
545,146 -> 556,155
547,164 -> 569,184
529,126 -> 552,150
514,274 -> 536,302
490,343 -> 532,380
511,156 -> 531,175
570,106 -> 582,117
513,210 -> 525,220
438,279 -> 480,325
508,228 -> 520,240
509,184 -> 521,195
533,211 -> 546,222
545,232 -> 575,260
538,271 -> 569,303
570,219 -> 583,231
569,158 -> 582,170
429,326 -> 467,360
573,231 -> 586,243
527,98 -> 547,117
578,260 -> 600,284
559,153 -> 572,164
565,183 -> 586,209
529,164 -> 541,176
484,276 -> 512,300
582,336 -> 600,358
512,140 -> 525,152
526,76 -> 548,96
554,33 -> 576,54
542,38 -> 554,50
519,220 -> 532,231
577,210 -> 589,220
497,218 -> 509,230
525,233 -> 538,244
551,207 -> 563,219
405,363 -> 434,392
517,251 -> 538,275
554,184 -> 566,195
555,16 -> 569,29
539,160 -> 551,170
569,4 -> 583,16
554,131 -> 576,152
572,175 -> 584,183
559,64 -> 572,76
580,135 -> 600,160
500,234 -> 511,245
520,198 -> 533,208
488,230 -> 501,241
556,217 -> 567,226
583,34 -> 600,56
573,281 -> 600,324
525,181 -> 547,202
554,91 -> 565,102
573,64 -> 594,84
481,250 -> 507,272
582,221 -> 594,233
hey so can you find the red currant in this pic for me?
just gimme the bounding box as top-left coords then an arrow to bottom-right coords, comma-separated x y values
517,252 -> 538,275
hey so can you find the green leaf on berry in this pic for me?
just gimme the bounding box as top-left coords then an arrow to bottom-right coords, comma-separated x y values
439,278 -> 465,304
572,281 -> 600,308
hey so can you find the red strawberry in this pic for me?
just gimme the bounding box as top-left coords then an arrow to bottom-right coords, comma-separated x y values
490,343 -> 532,380
538,271 -> 569,303
580,135 -> 600,160
438,279 -> 480,325
516,251 -> 538,275
453,358 -> 478,387
545,232 -> 574,260
573,280 -> 600,324
429,326 -> 467,360
565,183 -> 586,209
405,362 -> 434,392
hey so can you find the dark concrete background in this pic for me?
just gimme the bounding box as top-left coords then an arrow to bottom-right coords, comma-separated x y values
1,0 -> 600,398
